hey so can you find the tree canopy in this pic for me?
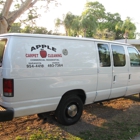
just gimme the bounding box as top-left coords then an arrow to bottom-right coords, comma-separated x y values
0,0 -> 58,34
0,0 -> 137,39
55,1 -> 137,40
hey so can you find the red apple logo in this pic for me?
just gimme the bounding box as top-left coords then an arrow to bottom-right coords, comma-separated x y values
40,49 -> 47,58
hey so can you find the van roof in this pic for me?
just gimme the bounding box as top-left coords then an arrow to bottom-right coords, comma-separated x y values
0,33 -> 131,46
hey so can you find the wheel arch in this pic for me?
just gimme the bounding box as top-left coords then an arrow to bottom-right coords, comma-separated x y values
60,89 -> 86,105
55,89 -> 86,125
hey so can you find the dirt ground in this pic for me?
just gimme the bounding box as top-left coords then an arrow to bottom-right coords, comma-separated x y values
0,95 -> 140,140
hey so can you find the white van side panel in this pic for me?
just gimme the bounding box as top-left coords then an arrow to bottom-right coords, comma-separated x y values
95,42 -> 112,101
1,36 -> 98,117
126,46 -> 140,96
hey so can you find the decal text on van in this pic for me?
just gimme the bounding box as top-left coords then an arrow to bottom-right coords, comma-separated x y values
31,45 -> 56,52
26,54 -> 38,57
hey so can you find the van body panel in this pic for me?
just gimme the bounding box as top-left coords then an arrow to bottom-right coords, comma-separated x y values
126,46 -> 140,96
0,33 -> 139,124
95,42 -> 112,101
109,44 -> 129,98
6,37 -> 97,78
0,34 -> 98,118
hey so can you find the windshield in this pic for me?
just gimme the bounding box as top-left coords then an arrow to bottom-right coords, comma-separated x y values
0,39 -> 7,67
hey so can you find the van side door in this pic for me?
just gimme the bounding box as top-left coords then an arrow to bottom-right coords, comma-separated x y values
125,46 -> 140,96
95,42 -> 112,101
109,44 -> 129,99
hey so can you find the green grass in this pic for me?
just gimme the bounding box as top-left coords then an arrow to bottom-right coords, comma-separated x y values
4,95 -> 140,140
14,118 -> 140,140
15,129 -> 81,140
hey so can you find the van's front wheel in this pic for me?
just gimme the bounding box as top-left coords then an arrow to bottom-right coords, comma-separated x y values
55,95 -> 83,125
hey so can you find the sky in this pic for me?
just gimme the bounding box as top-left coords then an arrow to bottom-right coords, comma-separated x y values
36,0 -> 140,33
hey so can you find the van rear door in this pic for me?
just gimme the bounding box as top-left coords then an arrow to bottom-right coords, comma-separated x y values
0,38 -> 8,96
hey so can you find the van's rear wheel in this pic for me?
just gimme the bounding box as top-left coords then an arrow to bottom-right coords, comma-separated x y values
55,95 -> 83,125
37,113 -> 44,119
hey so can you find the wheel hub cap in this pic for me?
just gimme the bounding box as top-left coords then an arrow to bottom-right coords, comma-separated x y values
67,104 -> 77,117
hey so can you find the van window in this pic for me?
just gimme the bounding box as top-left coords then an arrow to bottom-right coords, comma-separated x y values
127,47 -> 140,67
112,45 -> 126,67
97,43 -> 111,67
0,39 -> 7,67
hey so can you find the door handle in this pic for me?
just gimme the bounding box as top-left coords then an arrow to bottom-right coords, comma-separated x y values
129,74 -> 131,80
113,75 -> 116,84
113,75 -> 116,81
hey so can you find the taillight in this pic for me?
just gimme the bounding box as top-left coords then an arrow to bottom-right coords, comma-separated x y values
3,79 -> 14,97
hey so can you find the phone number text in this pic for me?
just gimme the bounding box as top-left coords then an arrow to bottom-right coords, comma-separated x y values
48,64 -> 63,67
26,64 -> 44,68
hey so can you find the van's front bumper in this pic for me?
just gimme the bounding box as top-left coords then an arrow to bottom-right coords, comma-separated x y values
0,106 -> 14,122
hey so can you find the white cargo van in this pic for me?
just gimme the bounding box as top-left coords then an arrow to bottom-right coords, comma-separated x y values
0,33 -> 140,125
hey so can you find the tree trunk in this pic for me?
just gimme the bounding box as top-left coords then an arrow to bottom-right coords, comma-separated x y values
65,30 -> 68,36
0,0 -> 13,34
7,0 -> 33,25
0,17 -> 8,34
2,0 -> 13,18
0,0 -> 38,34
83,29 -> 86,37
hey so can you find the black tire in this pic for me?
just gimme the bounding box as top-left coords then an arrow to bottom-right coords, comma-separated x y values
37,112 -> 50,119
55,95 -> 83,125
37,113 -> 45,119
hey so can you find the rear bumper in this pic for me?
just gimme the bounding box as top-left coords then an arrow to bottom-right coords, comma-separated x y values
0,106 -> 14,122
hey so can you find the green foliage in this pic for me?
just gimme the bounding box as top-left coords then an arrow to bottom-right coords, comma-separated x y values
55,12 -> 80,36
63,12 -> 75,36
0,0 -> 39,27
14,117 -> 140,140
28,9 -> 37,18
20,7 -> 40,27
20,25 -> 49,34
9,23 -> 21,33
0,0 -> 59,33
98,12 -> 122,31
15,128 -> 83,140
70,15 -> 80,36
55,18 -> 63,27
122,17 -> 136,39
1,96 -> 140,140
33,27 -> 50,34
14,3 -> 20,9
79,131 -> 93,140
55,1 -> 137,39
20,25 -> 32,33
9,22 -> 51,34
1,0 -> 137,38
29,131 -> 46,140
0,1 -> 4,4
115,17 -> 136,39
83,1 -> 106,20
80,13 -> 97,37
15,136 -> 24,140
94,29 -> 115,40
